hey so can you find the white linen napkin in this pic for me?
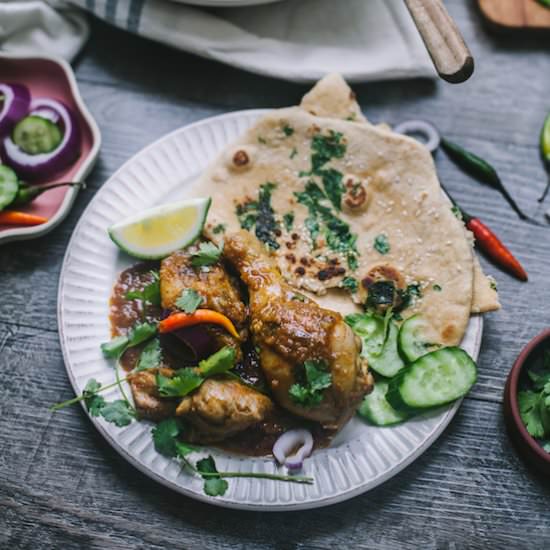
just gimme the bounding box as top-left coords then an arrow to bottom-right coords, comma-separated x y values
0,0 -> 89,61
0,0 -> 435,82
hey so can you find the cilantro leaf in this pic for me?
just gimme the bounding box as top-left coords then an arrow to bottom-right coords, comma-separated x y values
320,168 -> 344,211
527,369 -> 550,392
518,390 -> 545,438
311,131 -> 346,172
125,271 -> 160,306
373,234 -> 390,255
305,360 -> 332,392
283,212 -> 294,232
128,322 -> 158,347
289,359 -> 332,408
196,455 -> 218,475
198,346 -> 236,377
100,400 -> 135,427
191,241 -> 224,267
175,288 -> 204,314
157,368 -> 204,397
196,455 -> 229,497
152,418 -> 183,457
212,223 -> 226,235
101,322 -> 158,360
204,478 -> 229,497
282,124 -> 294,137
84,378 -> 101,394
341,276 -> 358,293
135,337 -> 162,372
100,335 -> 129,359
83,379 -> 105,416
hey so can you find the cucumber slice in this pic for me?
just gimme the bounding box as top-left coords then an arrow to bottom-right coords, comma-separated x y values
398,314 -> 440,363
12,115 -> 62,155
345,313 -> 386,358
108,197 -> 211,260
358,378 -> 409,427
346,313 -> 405,378
0,165 -> 19,210
369,322 -> 406,377
386,347 -> 477,410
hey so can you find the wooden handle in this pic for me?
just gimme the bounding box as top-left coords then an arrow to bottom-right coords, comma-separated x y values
404,0 -> 474,83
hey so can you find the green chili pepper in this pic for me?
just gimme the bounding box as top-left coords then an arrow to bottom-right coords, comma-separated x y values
441,138 -> 542,226
537,112 -> 550,203
11,181 -> 83,207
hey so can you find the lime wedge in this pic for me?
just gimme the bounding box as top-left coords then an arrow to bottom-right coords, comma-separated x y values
108,197 -> 211,259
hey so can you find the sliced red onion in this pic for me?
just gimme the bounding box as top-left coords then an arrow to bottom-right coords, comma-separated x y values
0,83 -> 31,137
273,429 -> 313,471
393,119 -> 441,154
1,97 -> 81,181
173,325 -> 216,361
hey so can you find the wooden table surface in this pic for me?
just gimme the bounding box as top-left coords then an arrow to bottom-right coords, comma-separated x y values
2,1 -> 550,548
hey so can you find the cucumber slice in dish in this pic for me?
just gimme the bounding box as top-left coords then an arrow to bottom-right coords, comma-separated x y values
359,378 -> 409,427
12,115 -> 62,155
386,347 -> 477,410
0,165 -> 19,210
108,197 -> 211,260
368,322 -> 406,378
398,314 -> 440,363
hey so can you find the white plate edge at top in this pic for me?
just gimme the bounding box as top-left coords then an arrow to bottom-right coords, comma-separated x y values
57,108 -> 483,511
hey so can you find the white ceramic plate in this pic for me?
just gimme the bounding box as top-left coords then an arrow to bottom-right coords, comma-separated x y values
58,109 -> 483,511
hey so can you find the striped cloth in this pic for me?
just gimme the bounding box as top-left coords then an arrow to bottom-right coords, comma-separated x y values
1,0 -> 435,82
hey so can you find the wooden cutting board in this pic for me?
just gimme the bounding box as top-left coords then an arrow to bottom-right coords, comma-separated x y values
478,0 -> 550,29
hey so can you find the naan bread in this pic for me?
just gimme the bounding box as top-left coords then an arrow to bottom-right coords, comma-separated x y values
190,105 -> 475,346
300,73 -> 500,314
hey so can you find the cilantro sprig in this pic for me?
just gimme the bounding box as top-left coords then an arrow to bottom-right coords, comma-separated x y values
125,271 -> 160,306
518,349 -> 550,450
156,346 -> 237,398
175,288 -> 204,314
100,321 -> 158,359
191,241 -> 224,267
152,418 -> 313,497
289,359 -> 332,408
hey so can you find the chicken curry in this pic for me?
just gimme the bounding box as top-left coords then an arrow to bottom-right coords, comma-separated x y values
109,231 -> 374,456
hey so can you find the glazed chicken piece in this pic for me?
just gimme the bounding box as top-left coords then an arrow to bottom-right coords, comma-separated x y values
224,231 -> 373,430
160,243 -> 247,334
159,241 -> 273,442
129,367 -> 177,421
175,378 -> 274,442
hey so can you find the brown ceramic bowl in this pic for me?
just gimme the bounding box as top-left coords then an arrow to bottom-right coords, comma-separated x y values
503,328 -> 550,475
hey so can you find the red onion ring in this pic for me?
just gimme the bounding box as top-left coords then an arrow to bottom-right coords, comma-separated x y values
393,119 -> 441,154
273,429 -> 314,471
173,325 -> 216,361
1,97 -> 81,181
0,83 -> 31,137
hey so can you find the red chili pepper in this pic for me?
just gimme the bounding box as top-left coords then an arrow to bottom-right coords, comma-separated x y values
439,182 -> 528,281
464,216 -> 528,281
159,309 -> 240,339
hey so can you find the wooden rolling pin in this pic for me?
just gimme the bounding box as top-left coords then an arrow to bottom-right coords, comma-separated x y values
404,0 -> 474,83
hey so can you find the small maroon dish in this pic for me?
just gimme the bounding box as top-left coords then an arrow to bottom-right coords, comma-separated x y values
503,329 -> 550,475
